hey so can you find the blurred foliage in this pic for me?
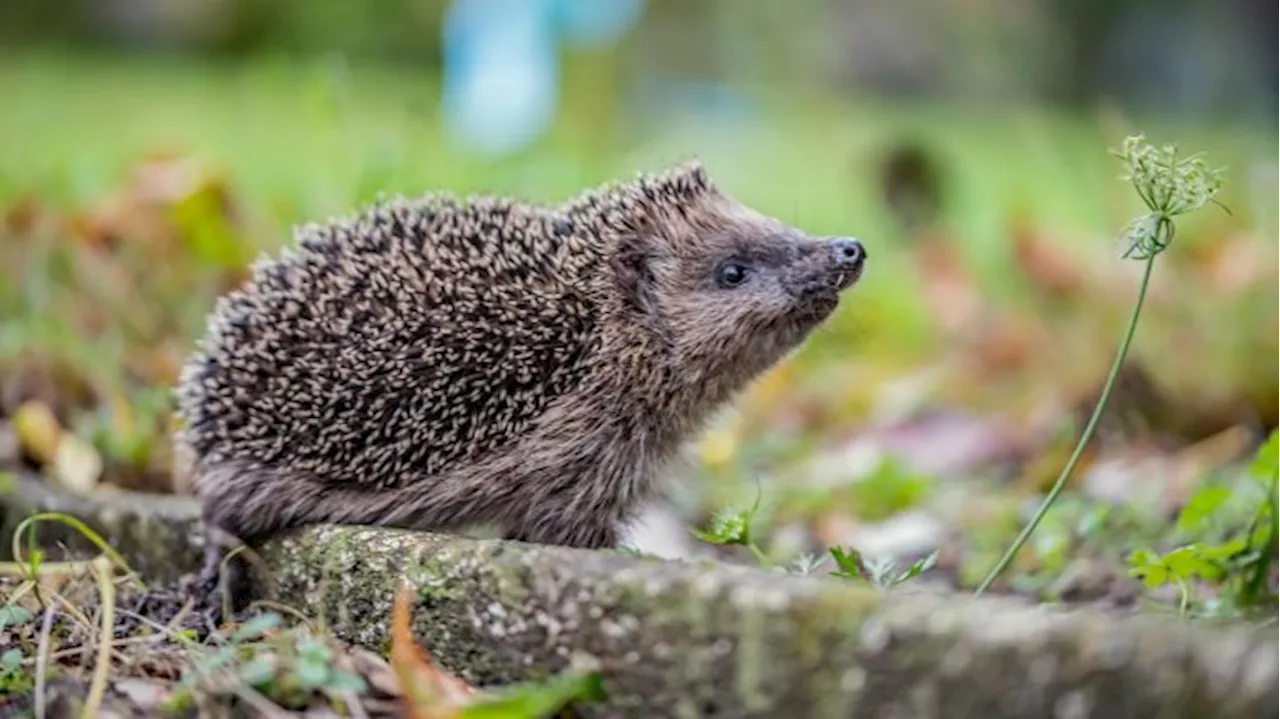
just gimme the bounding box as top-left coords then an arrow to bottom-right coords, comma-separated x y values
0,0 -> 1273,119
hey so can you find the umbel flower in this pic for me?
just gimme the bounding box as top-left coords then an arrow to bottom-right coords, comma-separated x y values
1113,134 -> 1227,260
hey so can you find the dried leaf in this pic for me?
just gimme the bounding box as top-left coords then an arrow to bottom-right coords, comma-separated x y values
11,400 -> 63,466
908,241 -> 983,335
390,582 -> 480,719
1009,222 -> 1086,302
113,678 -> 171,711
51,433 -> 103,494
4,197 -> 42,236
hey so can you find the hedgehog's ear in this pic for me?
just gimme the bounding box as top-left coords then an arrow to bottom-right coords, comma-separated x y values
612,233 -> 658,317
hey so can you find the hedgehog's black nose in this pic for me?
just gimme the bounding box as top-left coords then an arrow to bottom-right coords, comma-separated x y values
830,237 -> 866,268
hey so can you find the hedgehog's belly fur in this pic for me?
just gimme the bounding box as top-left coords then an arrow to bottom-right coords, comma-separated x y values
188,372 -> 665,552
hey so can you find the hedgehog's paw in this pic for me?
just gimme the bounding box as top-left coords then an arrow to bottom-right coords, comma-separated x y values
193,524 -> 258,616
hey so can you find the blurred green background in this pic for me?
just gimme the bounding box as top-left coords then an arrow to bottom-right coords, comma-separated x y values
0,0 -> 1276,589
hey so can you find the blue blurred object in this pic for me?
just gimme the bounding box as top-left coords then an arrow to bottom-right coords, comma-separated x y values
440,0 -> 557,157
553,0 -> 646,49
440,0 -> 645,157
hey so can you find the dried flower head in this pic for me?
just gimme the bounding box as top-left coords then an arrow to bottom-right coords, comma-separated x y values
1114,134 -> 1227,259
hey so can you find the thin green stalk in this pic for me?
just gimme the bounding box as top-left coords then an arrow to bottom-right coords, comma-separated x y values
975,252 -> 1157,596
747,542 -> 771,569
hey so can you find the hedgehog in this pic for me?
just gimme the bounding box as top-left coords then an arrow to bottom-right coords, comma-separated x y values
175,161 -> 866,592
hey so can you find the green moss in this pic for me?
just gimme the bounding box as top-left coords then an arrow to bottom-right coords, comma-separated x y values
409,554 -> 464,604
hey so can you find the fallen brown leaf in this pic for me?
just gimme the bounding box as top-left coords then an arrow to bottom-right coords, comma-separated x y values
11,400 -> 63,466
1008,219 -> 1087,303
390,582 -> 480,719
908,239 -> 984,336
3,196 -> 43,236
52,432 -> 103,495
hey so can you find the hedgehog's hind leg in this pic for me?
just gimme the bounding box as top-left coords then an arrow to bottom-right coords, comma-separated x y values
195,521 -> 257,610
191,460 -> 319,613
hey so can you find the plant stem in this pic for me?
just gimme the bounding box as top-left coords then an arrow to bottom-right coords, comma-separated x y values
747,542 -> 771,569
1176,576 -> 1190,617
975,253 -> 1158,596
83,554 -> 117,719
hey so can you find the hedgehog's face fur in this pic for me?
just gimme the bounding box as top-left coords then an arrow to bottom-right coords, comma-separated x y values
609,172 -> 866,392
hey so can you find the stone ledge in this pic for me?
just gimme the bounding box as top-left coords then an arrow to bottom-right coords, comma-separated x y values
3,473 -> 1277,719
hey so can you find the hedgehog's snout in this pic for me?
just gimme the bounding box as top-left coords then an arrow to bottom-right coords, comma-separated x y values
826,236 -> 866,291
781,235 -> 866,322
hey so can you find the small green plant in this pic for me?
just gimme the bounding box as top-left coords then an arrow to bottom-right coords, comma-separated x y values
691,484 -> 770,567
975,134 -> 1227,596
0,605 -> 34,632
166,611 -> 368,713
828,545 -> 938,590
0,648 -> 33,696
1127,429 -> 1278,617
786,552 -> 828,576
1236,436 -> 1279,608
1127,544 -> 1239,615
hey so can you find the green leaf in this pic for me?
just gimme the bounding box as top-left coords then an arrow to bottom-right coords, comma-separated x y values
864,555 -> 898,586
295,658 -> 329,691
324,669 -> 368,695
827,546 -> 863,579
1161,546 -> 1216,581
460,671 -> 606,719
192,645 -> 239,676
0,606 -> 34,631
1239,473 -> 1280,607
691,507 -> 751,546
1177,484 -> 1232,533
160,688 -> 196,715
895,551 -> 938,584
296,636 -> 334,664
1249,430 -> 1279,481
1126,548 -> 1169,589
1196,538 -> 1248,563
1127,548 -> 1158,567
237,656 -> 277,687
1,649 -> 23,669
229,612 -> 282,643
1130,566 -> 1168,589
692,484 -> 764,547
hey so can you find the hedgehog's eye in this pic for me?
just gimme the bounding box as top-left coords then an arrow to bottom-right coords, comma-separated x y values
715,262 -> 753,288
